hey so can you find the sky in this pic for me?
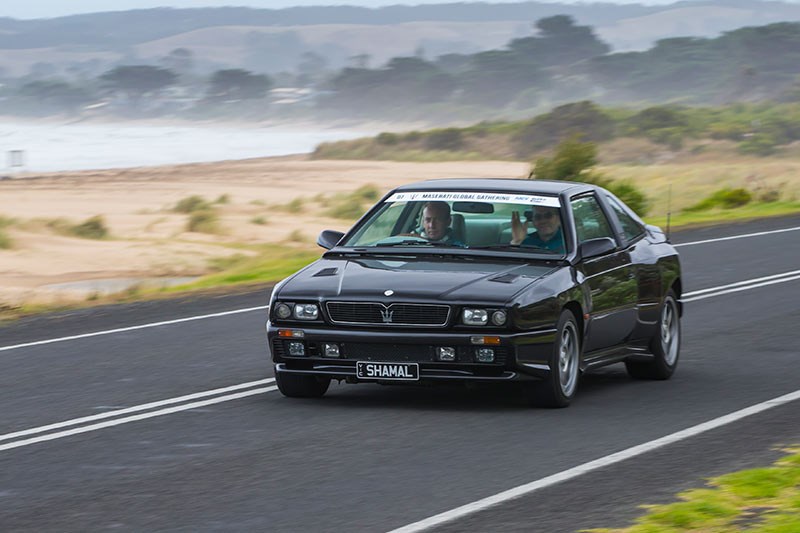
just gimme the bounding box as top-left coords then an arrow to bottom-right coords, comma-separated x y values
3,0 -> 684,20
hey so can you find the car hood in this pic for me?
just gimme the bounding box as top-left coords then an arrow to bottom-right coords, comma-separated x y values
277,256 -> 557,304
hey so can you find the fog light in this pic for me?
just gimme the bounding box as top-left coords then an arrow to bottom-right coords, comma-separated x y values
475,348 -> 495,363
491,310 -> 507,326
437,346 -> 456,362
275,303 -> 292,319
323,343 -> 340,358
288,341 -> 305,356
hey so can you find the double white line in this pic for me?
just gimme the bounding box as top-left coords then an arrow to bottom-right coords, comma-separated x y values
682,269 -> 800,303
0,378 -> 276,452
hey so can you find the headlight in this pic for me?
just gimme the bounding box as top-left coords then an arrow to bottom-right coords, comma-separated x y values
274,303 -> 292,319
462,308 -> 488,325
293,303 -> 319,320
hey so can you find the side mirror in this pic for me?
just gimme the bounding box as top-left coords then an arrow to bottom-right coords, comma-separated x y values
578,237 -> 616,260
317,229 -> 345,250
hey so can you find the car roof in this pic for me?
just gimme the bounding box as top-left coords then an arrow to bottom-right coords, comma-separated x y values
394,178 -> 595,196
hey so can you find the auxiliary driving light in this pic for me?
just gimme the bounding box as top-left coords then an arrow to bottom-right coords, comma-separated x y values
288,342 -> 306,356
275,303 -> 292,319
323,343 -> 341,358
475,348 -> 495,363
437,346 -> 456,362
491,310 -> 508,326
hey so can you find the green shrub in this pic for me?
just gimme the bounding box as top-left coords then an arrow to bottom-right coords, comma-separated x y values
354,184 -> 381,201
737,134 -> 778,156
215,193 -> 230,204
174,195 -> 211,213
685,188 -> 753,211
250,216 -> 268,225
423,128 -> 464,151
186,210 -> 219,233
0,229 -> 11,249
529,136 -> 599,181
376,132 -> 400,145
285,198 -> 304,213
70,215 -> 109,239
607,181 -> 650,216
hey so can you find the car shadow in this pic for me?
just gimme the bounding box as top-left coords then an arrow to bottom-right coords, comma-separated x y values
288,366 -> 642,412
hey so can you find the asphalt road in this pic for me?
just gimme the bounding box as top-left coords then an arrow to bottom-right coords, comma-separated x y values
1,215 -> 799,532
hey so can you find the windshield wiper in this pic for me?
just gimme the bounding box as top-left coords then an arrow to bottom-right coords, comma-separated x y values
376,240 -> 452,247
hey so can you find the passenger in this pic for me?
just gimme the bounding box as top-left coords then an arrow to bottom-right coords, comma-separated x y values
510,206 -> 565,253
417,201 -> 464,246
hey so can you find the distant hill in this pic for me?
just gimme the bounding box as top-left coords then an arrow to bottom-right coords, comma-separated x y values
2,1 -> 800,76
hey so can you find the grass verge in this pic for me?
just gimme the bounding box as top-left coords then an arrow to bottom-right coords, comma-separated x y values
647,201 -> 800,230
587,446 -> 800,532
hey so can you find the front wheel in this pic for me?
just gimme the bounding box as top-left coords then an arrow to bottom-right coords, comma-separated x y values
275,369 -> 331,398
625,290 -> 681,380
523,310 -> 581,408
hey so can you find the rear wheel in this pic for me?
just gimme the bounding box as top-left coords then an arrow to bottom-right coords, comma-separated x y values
625,290 -> 680,380
275,369 -> 331,398
524,310 -> 581,408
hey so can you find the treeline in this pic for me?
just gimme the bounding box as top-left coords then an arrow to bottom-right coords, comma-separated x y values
314,100 -> 800,160
319,17 -> 800,118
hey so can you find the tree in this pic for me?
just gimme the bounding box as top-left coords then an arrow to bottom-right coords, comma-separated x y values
509,16 -> 610,68
512,101 -> 616,157
160,48 -> 194,75
207,69 -> 273,101
99,65 -> 178,102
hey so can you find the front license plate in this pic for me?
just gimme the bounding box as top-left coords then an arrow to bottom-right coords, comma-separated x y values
356,361 -> 419,381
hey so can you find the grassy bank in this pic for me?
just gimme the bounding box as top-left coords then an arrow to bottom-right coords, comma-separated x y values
590,447 -> 800,532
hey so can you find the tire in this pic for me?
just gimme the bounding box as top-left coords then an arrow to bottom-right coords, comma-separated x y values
275,369 -> 331,398
625,289 -> 681,380
524,310 -> 582,408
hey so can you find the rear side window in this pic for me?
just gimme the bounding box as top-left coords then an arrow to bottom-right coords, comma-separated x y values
606,195 -> 645,242
570,195 -> 615,244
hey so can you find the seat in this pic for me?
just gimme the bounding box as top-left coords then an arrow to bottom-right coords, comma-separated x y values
451,213 -> 466,244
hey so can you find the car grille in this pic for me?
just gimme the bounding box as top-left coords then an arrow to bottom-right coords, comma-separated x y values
326,302 -> 450,327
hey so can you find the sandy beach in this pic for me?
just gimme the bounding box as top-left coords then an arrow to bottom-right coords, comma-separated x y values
0,155 -> 528,306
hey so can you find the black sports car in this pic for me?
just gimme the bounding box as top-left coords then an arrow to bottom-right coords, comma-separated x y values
267,179 -> 682,407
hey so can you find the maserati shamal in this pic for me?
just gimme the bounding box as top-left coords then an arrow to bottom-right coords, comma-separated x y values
266,179 -> 682,407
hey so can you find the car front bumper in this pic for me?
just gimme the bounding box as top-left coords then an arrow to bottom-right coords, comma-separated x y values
267,322 -> 558,383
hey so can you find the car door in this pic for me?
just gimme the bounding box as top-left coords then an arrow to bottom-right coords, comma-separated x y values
570,193 -> 638,353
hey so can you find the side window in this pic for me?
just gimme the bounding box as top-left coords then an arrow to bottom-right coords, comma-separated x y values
606,195 -> 645,242
570,195 -> 615,244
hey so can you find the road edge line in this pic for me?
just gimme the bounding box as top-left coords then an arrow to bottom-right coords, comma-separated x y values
387,388 -> 800,533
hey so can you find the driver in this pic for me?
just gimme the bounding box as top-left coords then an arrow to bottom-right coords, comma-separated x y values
417,201 -> 464,246
510,206 -> 565,253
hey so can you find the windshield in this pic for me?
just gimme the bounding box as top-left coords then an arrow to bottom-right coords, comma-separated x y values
341,191 -> 565,256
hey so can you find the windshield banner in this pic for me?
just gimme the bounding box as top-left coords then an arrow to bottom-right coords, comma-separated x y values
385,191 -> 561,207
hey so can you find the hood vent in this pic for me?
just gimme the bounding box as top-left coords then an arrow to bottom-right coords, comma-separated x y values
489,273 -> 520,284
313,267 -> 339,277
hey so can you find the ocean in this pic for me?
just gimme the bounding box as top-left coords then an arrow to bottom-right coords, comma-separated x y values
0,121 -> 373,173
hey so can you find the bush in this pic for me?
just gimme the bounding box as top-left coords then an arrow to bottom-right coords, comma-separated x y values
354,184 -> 381,201
607,181 -> 650,216
215,193 -> 230,204
70,215 -> 108,239
186,210 -> 219,233
737,134 -> 778,156
529,136 -> 599,181
0,229 -> 11,249
174,195 -> 211,213
376,132 -> 400,145
423,128 -> 464,151
685,188 -> 753,211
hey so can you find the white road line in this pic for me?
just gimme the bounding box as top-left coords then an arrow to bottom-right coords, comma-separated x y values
388,388 -> 800,533
0,385 -> 278,452
0,305 -> 269,352
682,274 -> 800,303
684,269 -> 800,297
674,225 -> 800,247
0,378 -> 275,443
